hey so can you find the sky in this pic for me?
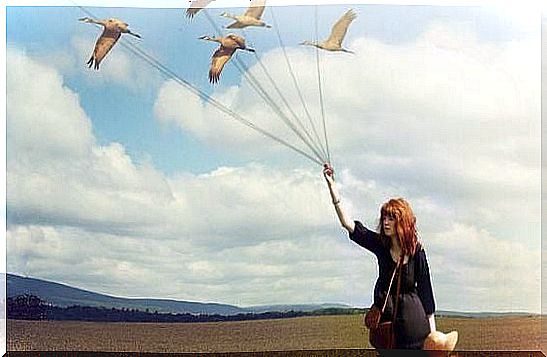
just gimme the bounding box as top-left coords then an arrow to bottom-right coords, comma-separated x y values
3,0 -> 544,314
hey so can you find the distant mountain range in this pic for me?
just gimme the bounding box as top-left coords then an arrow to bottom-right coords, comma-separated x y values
6,274 -> 350,315
6,274 -> 538,317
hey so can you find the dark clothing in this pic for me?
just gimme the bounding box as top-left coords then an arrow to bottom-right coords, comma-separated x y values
349,221 -> 434,349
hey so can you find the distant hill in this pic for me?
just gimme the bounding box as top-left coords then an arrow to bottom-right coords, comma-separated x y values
246,304 -> 352,313
6,274 -> 349,315
434,310 -> 538,318
7,274 -> 245,315
7,274 -> 537,318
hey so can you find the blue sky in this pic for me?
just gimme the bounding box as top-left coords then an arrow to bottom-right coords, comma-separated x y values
5,1 -> 543,315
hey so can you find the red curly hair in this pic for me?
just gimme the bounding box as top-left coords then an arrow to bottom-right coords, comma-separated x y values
377,198 -> 419,256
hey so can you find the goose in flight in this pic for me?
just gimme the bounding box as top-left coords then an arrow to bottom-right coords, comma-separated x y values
300,9 -> 356,53
220,0 -> 271,29
199,34 -> 255,84
186,0 -> 214,19
79,17 -> 141,70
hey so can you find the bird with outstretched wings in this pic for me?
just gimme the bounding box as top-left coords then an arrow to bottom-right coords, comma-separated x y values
200,34 -> 255,84
80,17 -> 141,70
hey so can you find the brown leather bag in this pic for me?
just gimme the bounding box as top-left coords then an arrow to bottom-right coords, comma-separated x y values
365,255 -> 403,349
364,304 -> 381,329
370,320 -> 396,349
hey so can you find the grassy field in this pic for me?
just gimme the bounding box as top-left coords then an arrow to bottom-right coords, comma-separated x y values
7,315 -> 543,353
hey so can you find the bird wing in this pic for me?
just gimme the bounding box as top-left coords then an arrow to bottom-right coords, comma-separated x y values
186,0 -> 213,18
325,9 -> 356,47
209,47 -> 236,83
93,28 -> 121,67
244,0 -> 266,19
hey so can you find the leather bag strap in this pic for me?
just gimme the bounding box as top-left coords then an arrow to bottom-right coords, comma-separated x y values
379,256 -> 402,314
391,255 -> 404,322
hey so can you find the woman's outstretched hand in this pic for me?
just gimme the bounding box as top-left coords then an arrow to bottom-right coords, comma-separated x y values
323,163 -> 352,231
323,163 -> 335,186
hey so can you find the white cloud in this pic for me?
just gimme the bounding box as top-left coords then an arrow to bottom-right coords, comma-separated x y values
7,48 -> 94,160
428,223 -> 541,312
154,79 -> 286,157
7,47 -> 174,234
167,165 -> 331,244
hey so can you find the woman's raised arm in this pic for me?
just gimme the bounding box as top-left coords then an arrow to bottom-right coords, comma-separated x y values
323,164 -> 355,233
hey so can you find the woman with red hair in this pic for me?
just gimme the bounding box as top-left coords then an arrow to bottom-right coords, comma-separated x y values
323,164 -> 438,349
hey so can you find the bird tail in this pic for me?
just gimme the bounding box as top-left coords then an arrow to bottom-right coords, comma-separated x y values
209,71 -> 220,84
87,56 -> 99,70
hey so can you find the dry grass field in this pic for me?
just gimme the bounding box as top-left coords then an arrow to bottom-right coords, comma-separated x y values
7,315 -> 543,353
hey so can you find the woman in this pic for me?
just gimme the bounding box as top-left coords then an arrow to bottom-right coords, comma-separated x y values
323,164 -> 436,349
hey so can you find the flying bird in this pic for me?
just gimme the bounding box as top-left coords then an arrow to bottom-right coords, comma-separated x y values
186,0 -> 214,19
199,34 -> 255,84
79,17 -> 141,70
300,9 -> 356,53
220,0 -> 271,29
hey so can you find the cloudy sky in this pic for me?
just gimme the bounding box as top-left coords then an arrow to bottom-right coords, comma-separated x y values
4,0 -> 543,313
